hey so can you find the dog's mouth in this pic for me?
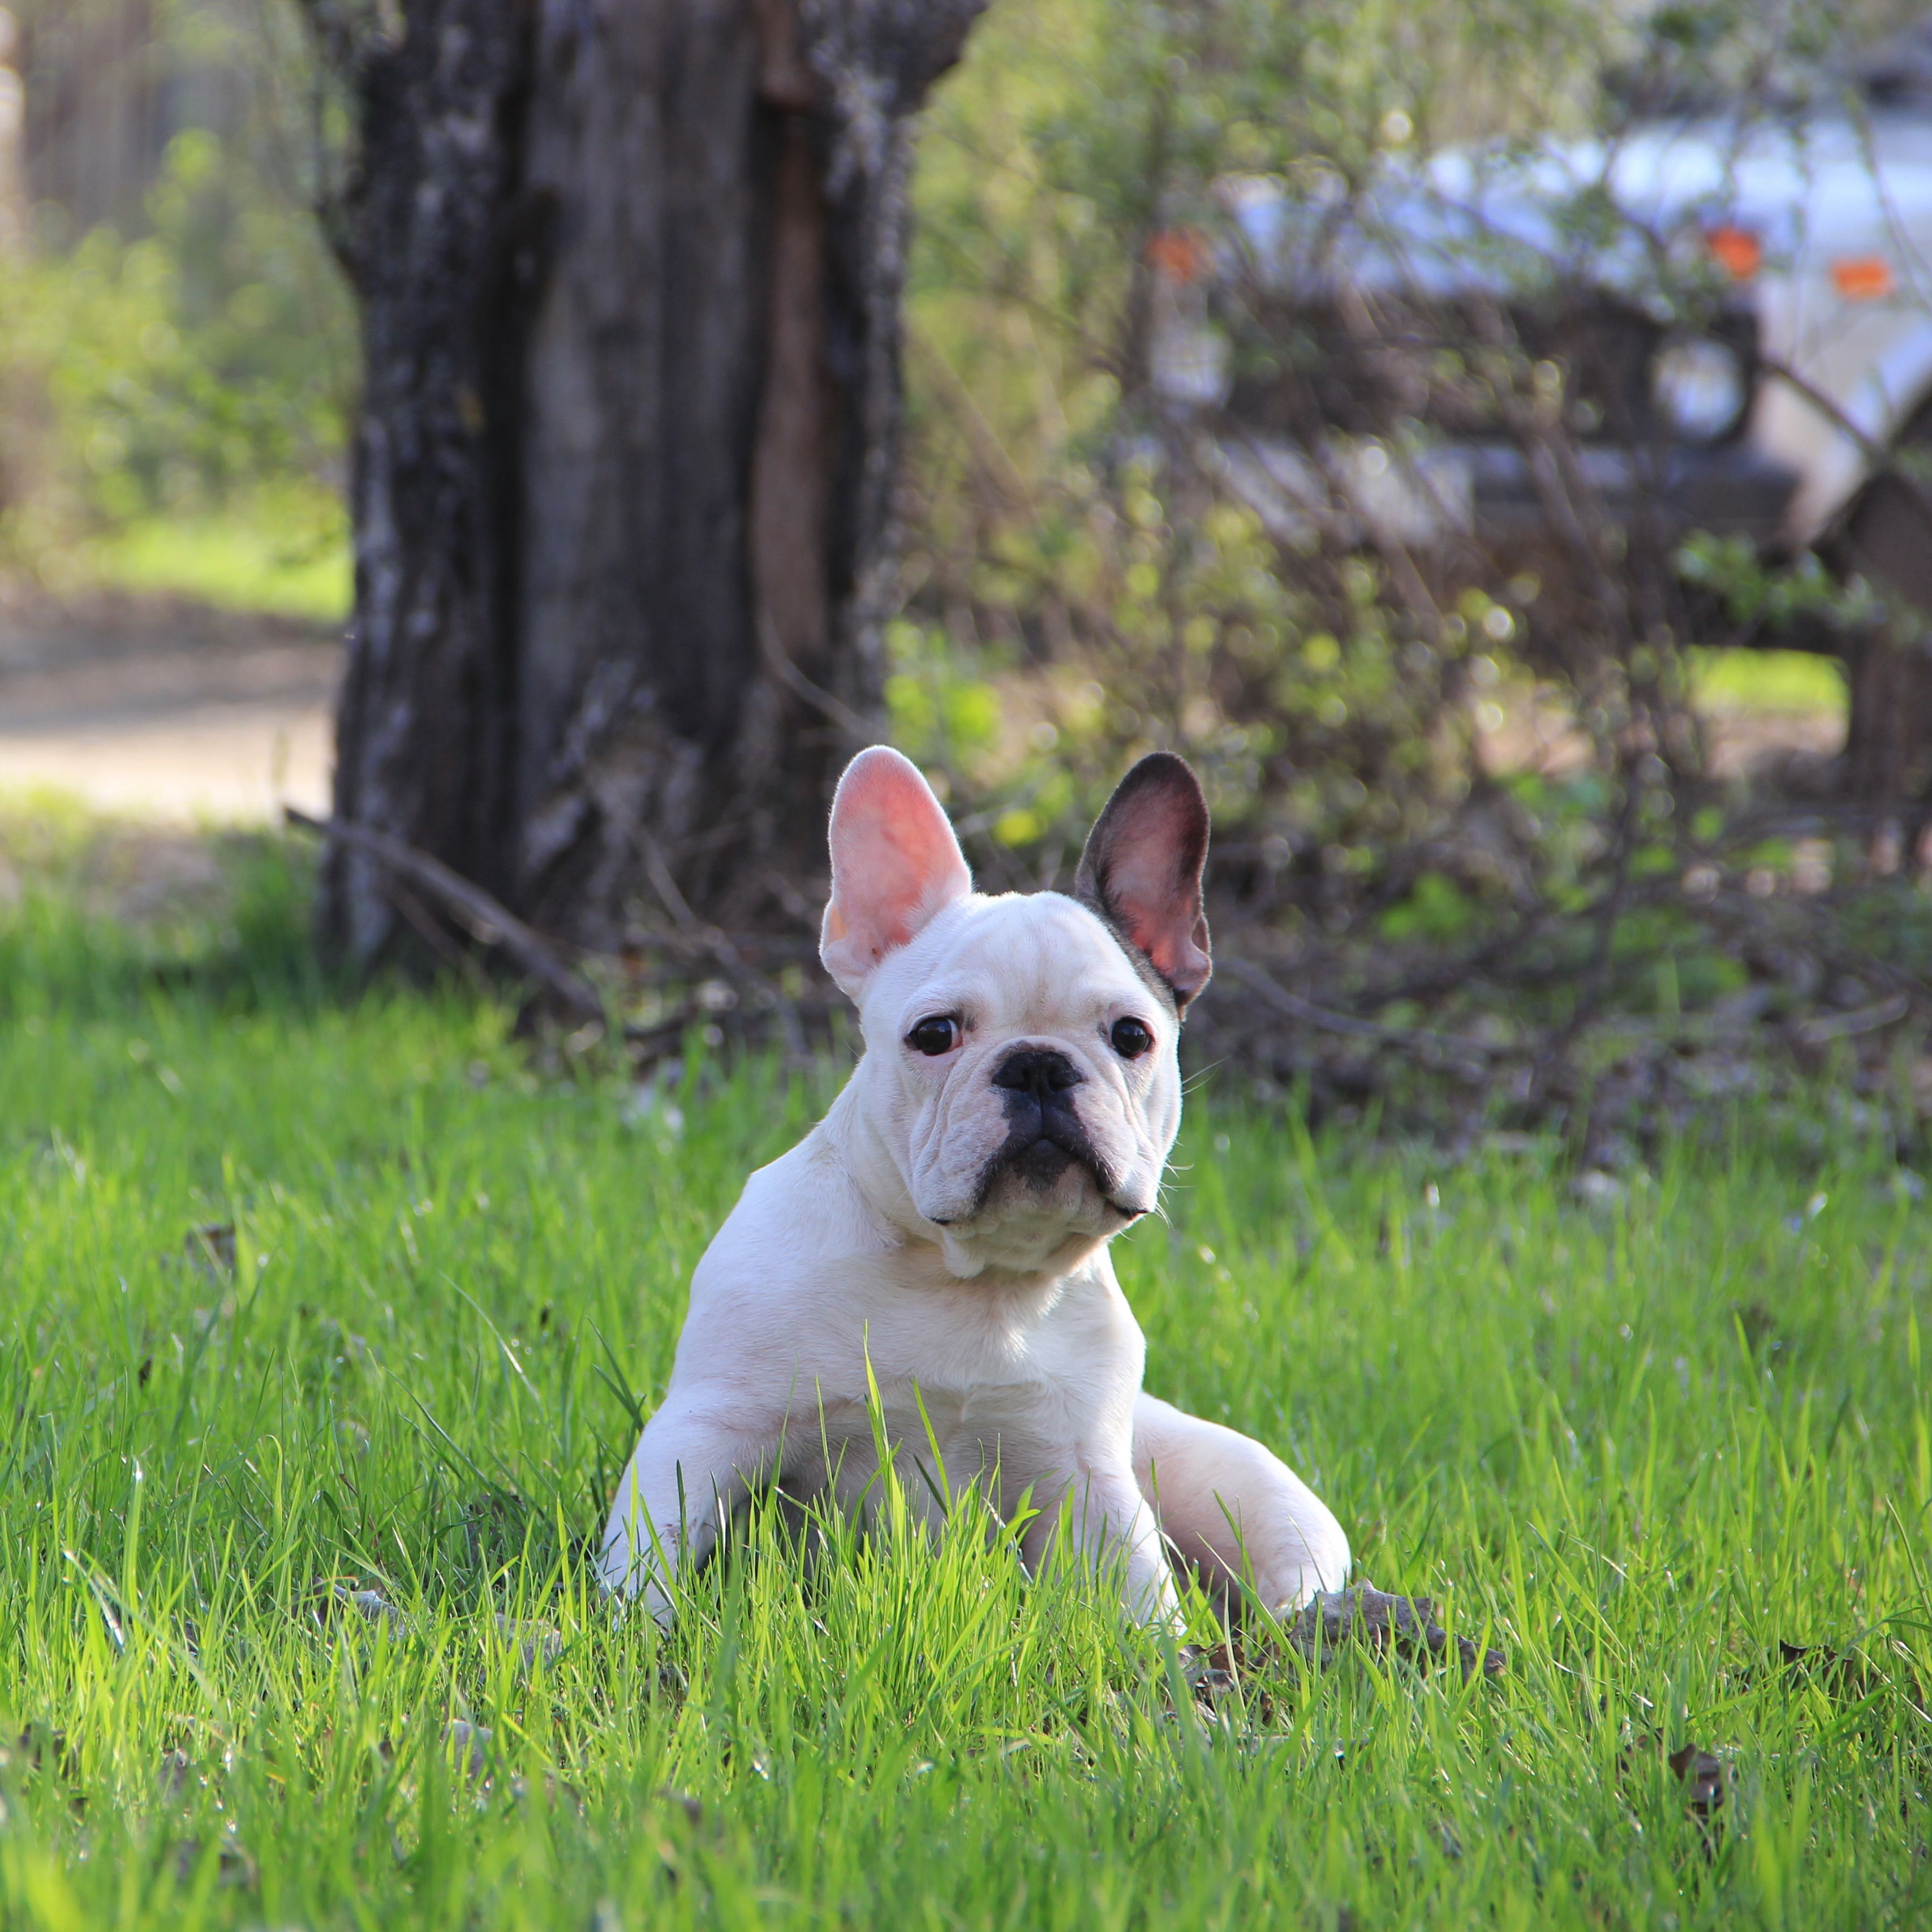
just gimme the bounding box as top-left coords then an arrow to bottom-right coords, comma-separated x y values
959,1094 -> 1144,1222
997,1120 -> 1101,1190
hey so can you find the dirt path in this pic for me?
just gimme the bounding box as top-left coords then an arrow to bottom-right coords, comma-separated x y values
0,589 -> 1848,826
0,594 -> 339,822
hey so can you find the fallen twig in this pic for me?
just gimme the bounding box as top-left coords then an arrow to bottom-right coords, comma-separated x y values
1794,992 -> 1912,1045
756,616 -> 874,744
285,807 -> 824,1058
283,807 -> 605,1020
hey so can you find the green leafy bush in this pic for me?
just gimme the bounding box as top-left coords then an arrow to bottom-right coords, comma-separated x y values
902,2 -> 1586,874
897,0 -> 1920,1095
1,1 -> 354,615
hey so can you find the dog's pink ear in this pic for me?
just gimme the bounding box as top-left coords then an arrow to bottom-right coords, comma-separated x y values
821,747 -> 973,998
1074,752 -> 1212,1008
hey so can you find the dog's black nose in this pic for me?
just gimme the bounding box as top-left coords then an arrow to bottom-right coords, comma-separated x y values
992,1048 -> 1083,1097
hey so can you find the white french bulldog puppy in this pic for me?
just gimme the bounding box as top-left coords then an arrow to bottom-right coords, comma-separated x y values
600,746 -> 1349,1626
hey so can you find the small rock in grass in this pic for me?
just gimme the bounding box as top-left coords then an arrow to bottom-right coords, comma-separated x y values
444,1719 -> 493,1783
1570,1169 -> 1626,1210
1287,1581 -> 1506,1680
184,1223 -> 237,1276
1779,1640 -> 1875,1697
169,1836 -> 257,1887
157,1749 -> 198,1805
656,1787 -> 704,1826
1180,1644 -> 1237,1704
1669,1742 -> 1726,1818
332,1584 -> 408,1637
494,1614 -> 563,1671
1620,1732 -> 1728,1828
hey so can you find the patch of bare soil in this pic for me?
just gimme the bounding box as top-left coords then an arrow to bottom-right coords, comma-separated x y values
0,586 -> 342,821
1474,687 -> 1845,783
1699,704 -> 1846,778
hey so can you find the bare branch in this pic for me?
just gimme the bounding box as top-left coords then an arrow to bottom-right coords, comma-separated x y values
285,808 -> 605,1021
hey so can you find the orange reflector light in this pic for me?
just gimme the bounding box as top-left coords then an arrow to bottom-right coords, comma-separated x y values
1706,225 -> 1762,281
1147,229 -> 1209,285
1831,255 -> 1895,301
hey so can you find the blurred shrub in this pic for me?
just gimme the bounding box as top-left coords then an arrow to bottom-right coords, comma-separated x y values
902,0 -> 1605,910
900,0 -> 1909,968
41,128 -> 348,518
0,3 -> 354,615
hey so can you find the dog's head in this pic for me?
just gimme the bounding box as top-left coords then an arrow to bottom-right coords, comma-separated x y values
822,746 -> 1211,1278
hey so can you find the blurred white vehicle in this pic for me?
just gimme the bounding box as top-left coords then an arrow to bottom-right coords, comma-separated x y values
1161,21 -> 1932,608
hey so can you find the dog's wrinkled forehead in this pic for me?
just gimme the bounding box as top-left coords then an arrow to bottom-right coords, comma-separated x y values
878,892 -> 1159,1034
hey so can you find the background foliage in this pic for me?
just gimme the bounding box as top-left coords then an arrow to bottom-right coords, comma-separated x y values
886,0 -> 1932,1146
0,0 -> 352,616
898,0 -> 1900,855
3,0 -> 1930,1143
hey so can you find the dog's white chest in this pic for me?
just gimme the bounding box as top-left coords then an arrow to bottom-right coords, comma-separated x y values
689,1224 -> 1144,1526
785,1373 -> 1075,1521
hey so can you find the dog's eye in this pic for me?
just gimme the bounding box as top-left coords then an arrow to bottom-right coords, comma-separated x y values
1110,1017 -> 1154,1060
907,1016 -> 960,1057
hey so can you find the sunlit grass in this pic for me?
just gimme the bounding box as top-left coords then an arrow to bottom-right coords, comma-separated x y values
1688,646 -> 1848,718
74,498 -> 350,625
0,826 -> 1925,1928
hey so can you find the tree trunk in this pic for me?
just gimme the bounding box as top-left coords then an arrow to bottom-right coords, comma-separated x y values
1841,631 -> 1932,817
1832,407 -> 1932,827
314,0 -> 985,966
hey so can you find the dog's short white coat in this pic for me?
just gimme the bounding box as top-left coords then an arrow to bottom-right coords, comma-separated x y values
600,750 -> 1349,1625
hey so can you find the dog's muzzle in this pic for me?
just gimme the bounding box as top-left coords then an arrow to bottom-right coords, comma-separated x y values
971,1046 -> 1133,1211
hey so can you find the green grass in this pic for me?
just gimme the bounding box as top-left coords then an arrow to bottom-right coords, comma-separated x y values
0,823 -> 1927,1929
72,501 -> 351,626
1686,647 -> 1848,719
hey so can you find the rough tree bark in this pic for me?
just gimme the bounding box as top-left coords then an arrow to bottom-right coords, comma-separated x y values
308,0 -> 986,965
1832,409 -> 1932,832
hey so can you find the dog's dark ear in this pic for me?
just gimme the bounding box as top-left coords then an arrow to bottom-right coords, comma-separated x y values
1074,752 -> 1212,1008
821,746 -> 973,999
